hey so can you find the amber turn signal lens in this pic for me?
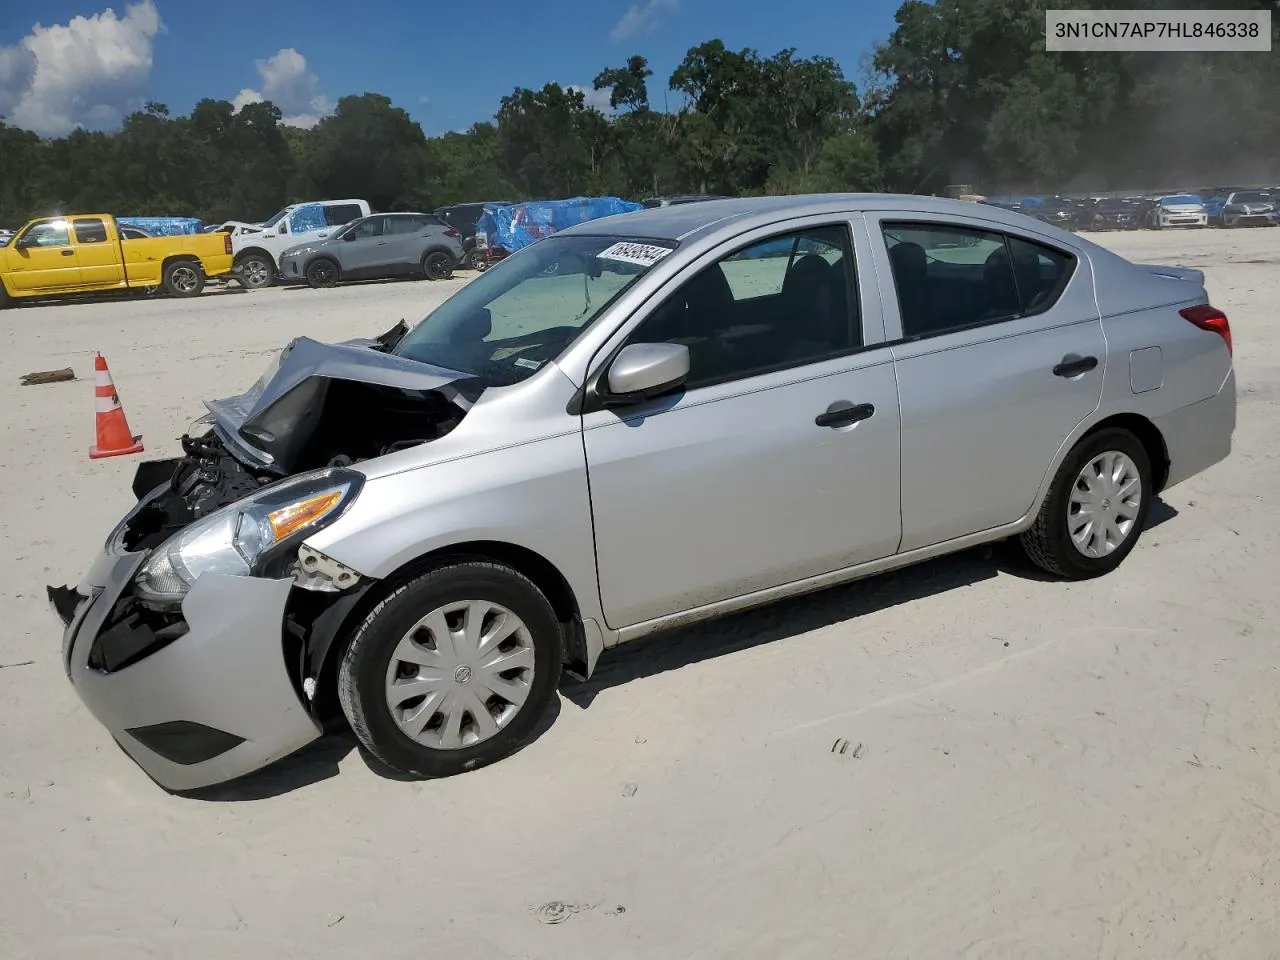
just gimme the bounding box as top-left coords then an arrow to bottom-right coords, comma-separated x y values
267,490 -> 343,542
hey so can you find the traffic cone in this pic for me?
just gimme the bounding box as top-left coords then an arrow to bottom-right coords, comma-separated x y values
88,353 -> 144,459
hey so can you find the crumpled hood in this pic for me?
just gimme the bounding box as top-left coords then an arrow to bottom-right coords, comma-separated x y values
205,334 -> 478,473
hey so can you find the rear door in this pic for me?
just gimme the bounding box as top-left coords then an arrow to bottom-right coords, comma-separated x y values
72,217 -> 124,287
4,220 -> 80,291
582,218 -> 903,629
382,215 -> 430,270
867,214 -> 1105,552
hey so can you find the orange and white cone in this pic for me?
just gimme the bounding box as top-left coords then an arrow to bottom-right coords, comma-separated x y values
88,353 -> 144,459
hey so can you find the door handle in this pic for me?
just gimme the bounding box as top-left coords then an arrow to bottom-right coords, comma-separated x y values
1053,354 -> 1098,378
815,401 -> 875,428
60,249 -> 75,257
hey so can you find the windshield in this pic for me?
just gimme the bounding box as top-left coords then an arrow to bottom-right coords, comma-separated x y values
1162,195 -> 1201,205
393,234 -> 676,386
1231,191 -> 1269,203
261,207 -> 291,228
1098,199 -> 1132,210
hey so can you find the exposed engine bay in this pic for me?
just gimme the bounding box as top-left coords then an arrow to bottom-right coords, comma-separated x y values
120,321 -> 476,553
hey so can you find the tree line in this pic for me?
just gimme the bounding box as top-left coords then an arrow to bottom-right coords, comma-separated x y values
1,0 -> 1276,228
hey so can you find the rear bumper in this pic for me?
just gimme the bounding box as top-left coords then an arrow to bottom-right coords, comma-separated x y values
1155,367 -> 1236,490
56,549 -> 321,792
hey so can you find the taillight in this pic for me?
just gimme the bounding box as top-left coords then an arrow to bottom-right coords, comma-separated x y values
224,233 -> 233,255
1180,304 -> 1232,356
444,228 -> 459,238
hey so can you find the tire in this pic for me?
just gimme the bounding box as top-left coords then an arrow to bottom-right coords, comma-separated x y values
1019,427 -> 1153,580
422,251 -> 453,281
0,283 -> 9,309
162,260 -> 205,298
338,560 -> 562,778
474,257 -> 490,273
237,253 -> 275,289
306,257 -> 340,289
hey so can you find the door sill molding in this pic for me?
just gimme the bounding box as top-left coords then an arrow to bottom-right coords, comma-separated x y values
609,517 -> 1031,647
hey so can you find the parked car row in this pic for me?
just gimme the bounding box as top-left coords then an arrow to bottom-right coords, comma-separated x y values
982,186 -> 1279,232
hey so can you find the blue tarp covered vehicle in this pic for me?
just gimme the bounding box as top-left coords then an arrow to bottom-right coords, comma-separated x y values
473,197 -> 643,268
116,216 -> 205,237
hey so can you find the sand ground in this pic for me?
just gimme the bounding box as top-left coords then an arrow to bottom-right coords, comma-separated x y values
1,228 -> 1277,959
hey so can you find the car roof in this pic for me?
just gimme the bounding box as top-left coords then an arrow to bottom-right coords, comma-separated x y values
558,193 -> 1085,244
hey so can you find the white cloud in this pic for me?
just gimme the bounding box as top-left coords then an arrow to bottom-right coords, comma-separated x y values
611,0 -> 678,41
0,1 -> 162,136
232,47 -> 334,129
567,83 -> 614,113
418,94 -> 431,105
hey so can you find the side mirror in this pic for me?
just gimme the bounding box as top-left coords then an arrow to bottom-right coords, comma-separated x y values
277,223 -> 288,235
604,342 -> 690,404
341,231 -> 357,242
13,234 -> 32,250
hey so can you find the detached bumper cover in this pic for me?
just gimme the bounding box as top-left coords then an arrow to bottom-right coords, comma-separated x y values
59,549 -> 321,791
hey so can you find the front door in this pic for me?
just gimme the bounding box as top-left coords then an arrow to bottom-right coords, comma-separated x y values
338,216 -> 389,275
4,220 -> 80,291
869,216 -> 1106,552
582,221 -> 903,630
72,217 -> 125,287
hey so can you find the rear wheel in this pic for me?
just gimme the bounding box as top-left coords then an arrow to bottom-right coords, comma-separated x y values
338,561 -> 562,779
422,251 -> 453,281
237,253 -> 275,289
162,260 -> 205,298
1019,427 -> 1152,580
306,257 -> 339,289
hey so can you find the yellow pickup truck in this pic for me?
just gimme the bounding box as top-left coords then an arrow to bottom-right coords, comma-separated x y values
0,214 -> 235,306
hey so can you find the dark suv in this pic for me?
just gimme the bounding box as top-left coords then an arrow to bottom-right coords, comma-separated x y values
433,201 -> 513,268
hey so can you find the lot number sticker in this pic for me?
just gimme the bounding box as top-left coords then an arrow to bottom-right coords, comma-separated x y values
597,242 -> 673,267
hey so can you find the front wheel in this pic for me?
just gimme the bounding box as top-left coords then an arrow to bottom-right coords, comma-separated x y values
237,253 -> 275,289
163,260 -> 205,298
338,561 -> 562,779
306,257 -> 339,289
422,251 -> 453,281
1019,428 -> 1152,580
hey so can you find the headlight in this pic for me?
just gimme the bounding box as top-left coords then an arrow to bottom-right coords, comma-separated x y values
133,468 -> 363,605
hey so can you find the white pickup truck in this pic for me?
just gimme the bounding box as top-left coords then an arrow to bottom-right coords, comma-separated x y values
219,199 -> 371,289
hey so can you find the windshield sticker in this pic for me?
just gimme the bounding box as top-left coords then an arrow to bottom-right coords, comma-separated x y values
513,357 -> 545,371
597,242 -> 673,267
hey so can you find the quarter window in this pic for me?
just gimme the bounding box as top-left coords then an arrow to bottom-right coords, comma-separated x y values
73,218 -> 108,244
630,224 -> 861,390
882,222 -> 1076,339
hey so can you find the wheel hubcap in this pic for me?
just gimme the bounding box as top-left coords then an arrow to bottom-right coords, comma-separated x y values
244,260 -> 268,285
1067,450 -> 1143,558
384,600 -> 536,750
172,267 -> 198,292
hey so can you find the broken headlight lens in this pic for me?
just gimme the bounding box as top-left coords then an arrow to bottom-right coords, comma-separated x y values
133,468 -> 363,605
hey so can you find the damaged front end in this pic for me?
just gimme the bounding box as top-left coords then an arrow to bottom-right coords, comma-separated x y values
51,323 -> 490,783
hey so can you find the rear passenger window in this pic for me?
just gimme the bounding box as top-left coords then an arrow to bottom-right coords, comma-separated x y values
73,218 -> 108,244
324,204 -> 364,227
882,223 -> 1076,339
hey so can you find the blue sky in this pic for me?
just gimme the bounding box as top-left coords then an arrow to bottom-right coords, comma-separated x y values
0,0 -> 902,137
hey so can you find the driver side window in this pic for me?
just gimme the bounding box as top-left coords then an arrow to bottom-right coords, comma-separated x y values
349,217 -> 385,241
628,224 -> 861,391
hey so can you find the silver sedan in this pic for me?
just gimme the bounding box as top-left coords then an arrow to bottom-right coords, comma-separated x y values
52,194 -> 1236,791
278,212 -> 466,288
